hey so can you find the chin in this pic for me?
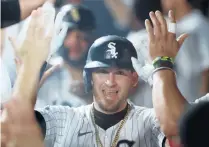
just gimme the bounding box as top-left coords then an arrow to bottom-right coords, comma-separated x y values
99,99 -> 124,113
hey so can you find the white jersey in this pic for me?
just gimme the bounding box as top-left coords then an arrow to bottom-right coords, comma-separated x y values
36,102 -> 165,147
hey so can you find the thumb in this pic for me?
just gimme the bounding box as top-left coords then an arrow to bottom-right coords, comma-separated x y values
177,33 -> 189,48
8,37 -> 18,55
39,64 -> 61,88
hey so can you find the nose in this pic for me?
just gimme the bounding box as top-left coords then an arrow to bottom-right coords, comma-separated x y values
105,72 -> 117,87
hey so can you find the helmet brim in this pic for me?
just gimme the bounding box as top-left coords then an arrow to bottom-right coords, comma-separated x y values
84,61 -> 110,69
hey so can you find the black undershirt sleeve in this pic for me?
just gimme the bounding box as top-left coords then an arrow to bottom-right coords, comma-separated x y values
35,111 -> 46,138
1,0 -> 21,28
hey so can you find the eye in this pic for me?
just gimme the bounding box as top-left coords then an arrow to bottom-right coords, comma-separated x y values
116,70 -> 126,76
94,69 -> 109,74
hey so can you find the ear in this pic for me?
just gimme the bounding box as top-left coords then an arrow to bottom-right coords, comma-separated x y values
132,72 -> 139,87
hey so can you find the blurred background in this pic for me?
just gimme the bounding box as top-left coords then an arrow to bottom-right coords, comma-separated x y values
1,0 -> 209,107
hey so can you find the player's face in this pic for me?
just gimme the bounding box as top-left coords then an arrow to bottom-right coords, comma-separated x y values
92,67 -> 138,113
64,30 -> 91,61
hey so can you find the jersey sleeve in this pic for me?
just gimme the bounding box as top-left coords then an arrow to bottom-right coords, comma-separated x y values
140,108 -> 165,147
35,105 -> 74,147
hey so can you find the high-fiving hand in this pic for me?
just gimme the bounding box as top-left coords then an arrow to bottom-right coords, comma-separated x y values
145,10 -> 188,61
0,7 -> 56,147
132,10 -> 188,85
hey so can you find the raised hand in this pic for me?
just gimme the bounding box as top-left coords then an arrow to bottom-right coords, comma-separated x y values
9,7 -> 54,68
132,10 -> 188,85
145,10 -> 188,61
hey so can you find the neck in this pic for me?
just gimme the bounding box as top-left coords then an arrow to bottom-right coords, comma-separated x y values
65,63 -> 83,81
93,101 -> 128,114
174,4 -> 193,21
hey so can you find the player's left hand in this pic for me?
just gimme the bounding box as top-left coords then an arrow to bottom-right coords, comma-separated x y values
145,10 -> 188,61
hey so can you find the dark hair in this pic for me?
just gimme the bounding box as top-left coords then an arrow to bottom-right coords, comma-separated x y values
133,0 -> 162,24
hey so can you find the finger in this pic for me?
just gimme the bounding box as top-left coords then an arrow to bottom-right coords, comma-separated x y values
26,10 -> 38,38
45,64 -> 61,75
149,11 -> 161,39
39,64 -> 60,87
177,33 -> 188,48
168,10 -> 176,23
14,57 -> 22,72
145,19 -> 154,42
46,23 -> 55,44
8,37 -> 18,54
155,10 -> 167,37
168,10 -> 176,37
35,24 -> 45,41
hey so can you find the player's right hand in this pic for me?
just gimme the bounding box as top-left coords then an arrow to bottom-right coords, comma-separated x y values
1,97 -> 44,147
145,10 -> 188,61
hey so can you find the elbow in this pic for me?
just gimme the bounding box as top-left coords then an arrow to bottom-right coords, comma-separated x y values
160,121 -> 179,137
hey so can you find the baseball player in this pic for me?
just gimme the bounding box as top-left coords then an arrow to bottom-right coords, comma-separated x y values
2,8 -> 209,147
36,4 -> 96,108
36,35 -> 166,147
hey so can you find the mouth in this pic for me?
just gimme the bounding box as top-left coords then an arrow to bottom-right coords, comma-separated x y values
102,90 -> 119,99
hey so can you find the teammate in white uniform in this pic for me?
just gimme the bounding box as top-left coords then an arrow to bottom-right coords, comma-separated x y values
37,4 -> 96,108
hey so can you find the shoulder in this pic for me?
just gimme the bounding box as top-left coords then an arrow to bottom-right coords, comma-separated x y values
129,102 -> 156,122
36,104 -> 92,120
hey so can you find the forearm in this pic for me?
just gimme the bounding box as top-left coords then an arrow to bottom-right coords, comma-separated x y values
13,62 -> 42,107
104,0 -> 131,24
19,0 -> 45,20
200,69 -> 209,94
152,70 -> 188,136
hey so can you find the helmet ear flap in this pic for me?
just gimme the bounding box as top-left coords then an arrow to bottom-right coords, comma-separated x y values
83,69 -> 92,93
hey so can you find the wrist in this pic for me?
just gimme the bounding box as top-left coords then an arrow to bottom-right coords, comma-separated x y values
153,70 -> 176,84
22,57 -> 45,70
22,61 -> 43,74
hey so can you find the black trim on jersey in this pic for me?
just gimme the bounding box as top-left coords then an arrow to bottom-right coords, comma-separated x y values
35,111 -> 46,138
162,137 -> 167,147
93,104 -> 128,130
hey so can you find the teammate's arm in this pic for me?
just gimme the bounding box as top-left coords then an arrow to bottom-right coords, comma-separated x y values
200,69 -> 209,94
145,9 -> 188,142
12,8 -> 52,107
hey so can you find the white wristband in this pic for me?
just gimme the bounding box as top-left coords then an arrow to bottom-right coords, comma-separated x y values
152,67 -> 176,79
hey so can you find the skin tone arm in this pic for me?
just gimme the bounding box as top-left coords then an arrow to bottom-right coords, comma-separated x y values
200,69 -> 209,95
12,8 -> 52,106
20,0 -> 55,20
1,8 -> 54,147
145,9 -> 188,140
104,0 -> 132,27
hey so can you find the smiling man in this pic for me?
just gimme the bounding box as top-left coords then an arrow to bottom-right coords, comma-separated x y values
37,4 -> 96,107
34,35 -> 165,147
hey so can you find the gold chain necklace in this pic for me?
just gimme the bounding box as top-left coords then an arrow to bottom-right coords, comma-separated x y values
90,104 -> 131,147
